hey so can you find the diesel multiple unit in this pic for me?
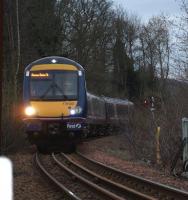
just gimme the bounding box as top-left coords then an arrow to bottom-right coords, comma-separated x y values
23,56 -> 133,152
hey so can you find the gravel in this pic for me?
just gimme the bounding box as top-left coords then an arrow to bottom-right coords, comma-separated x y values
78,135 -> 188,192
6,134 -> 188,200
8,147 -> 63,200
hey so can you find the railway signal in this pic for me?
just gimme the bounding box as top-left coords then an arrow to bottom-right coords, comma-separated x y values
143,96 -> 161,110
143,99 -> 150,107
150,96 -> 155,111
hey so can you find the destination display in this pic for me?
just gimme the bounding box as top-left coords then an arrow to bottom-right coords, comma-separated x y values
31,72 -> 52,79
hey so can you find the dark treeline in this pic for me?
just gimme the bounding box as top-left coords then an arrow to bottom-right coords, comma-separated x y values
3,0 -> 188,168
4,0 -> 171,100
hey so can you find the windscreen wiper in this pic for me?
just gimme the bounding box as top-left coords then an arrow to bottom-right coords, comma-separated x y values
39,82 -> 68,100
53,82 -> 68,100
39,84 -> 54,99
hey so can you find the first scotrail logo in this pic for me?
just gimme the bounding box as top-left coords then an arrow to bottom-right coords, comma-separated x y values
67,123 -> 82,129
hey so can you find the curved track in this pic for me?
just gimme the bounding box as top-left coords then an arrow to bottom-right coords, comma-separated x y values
35,152 -> 188,200
36,152 -> 124,200
62,152 -> 188,200
35,153 -> 81,200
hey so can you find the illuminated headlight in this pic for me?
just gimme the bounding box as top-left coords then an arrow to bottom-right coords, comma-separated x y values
70,106 -> 82,115
25,106 -> 36,116
70,109 -> 76,115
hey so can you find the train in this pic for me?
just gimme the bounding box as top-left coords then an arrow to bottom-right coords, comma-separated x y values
23,56 -> 133,152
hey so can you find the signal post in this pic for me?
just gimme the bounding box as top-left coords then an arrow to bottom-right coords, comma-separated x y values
144,96 -> 161,165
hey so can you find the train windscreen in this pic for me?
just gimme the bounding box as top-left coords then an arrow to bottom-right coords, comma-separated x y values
30,71 -> 78,100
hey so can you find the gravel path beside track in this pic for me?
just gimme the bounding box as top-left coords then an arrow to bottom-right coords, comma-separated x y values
78,135 -> 188,192
8,149 -> 63,200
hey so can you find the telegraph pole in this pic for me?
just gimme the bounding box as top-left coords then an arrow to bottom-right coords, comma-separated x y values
0,0 -> 3,155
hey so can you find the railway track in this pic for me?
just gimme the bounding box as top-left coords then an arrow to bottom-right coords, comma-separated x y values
35,153 -> 81,200
35,152 -> 125,200
35,152 -> 188,200
61,152 -> 188,200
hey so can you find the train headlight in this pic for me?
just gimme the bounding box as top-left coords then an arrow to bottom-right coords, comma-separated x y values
70,106 -> 82,115
25,106 -> 36,116
70,109 -> 76,115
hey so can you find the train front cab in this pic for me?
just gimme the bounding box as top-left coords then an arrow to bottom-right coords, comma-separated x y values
23,57 -> 87,151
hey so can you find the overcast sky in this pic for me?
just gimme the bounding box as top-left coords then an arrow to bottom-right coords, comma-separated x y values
113,0 -> 182,22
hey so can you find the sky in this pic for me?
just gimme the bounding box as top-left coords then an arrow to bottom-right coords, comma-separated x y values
113,0 -> 182,22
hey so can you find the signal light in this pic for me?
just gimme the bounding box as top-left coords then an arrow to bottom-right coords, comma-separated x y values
143,96 -> 161,109
143,99 -> 149,107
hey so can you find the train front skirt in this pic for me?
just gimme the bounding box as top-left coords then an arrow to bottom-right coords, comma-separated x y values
23,117 -> 86,143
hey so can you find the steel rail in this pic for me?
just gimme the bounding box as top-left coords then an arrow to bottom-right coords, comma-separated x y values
76,152 -> 188,200
35,152 -> 81,200
61,153 -> 156,200
52,153 -> 125,200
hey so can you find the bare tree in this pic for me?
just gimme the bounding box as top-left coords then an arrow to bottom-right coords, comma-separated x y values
112,9 -> 141,97
174,0 -> 188,80
138,16 -> 171,95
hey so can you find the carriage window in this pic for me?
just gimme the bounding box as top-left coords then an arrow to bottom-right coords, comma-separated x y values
30,71 -> 78,100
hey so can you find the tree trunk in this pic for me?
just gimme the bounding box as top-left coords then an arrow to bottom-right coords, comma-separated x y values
14,0 -> 20,102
